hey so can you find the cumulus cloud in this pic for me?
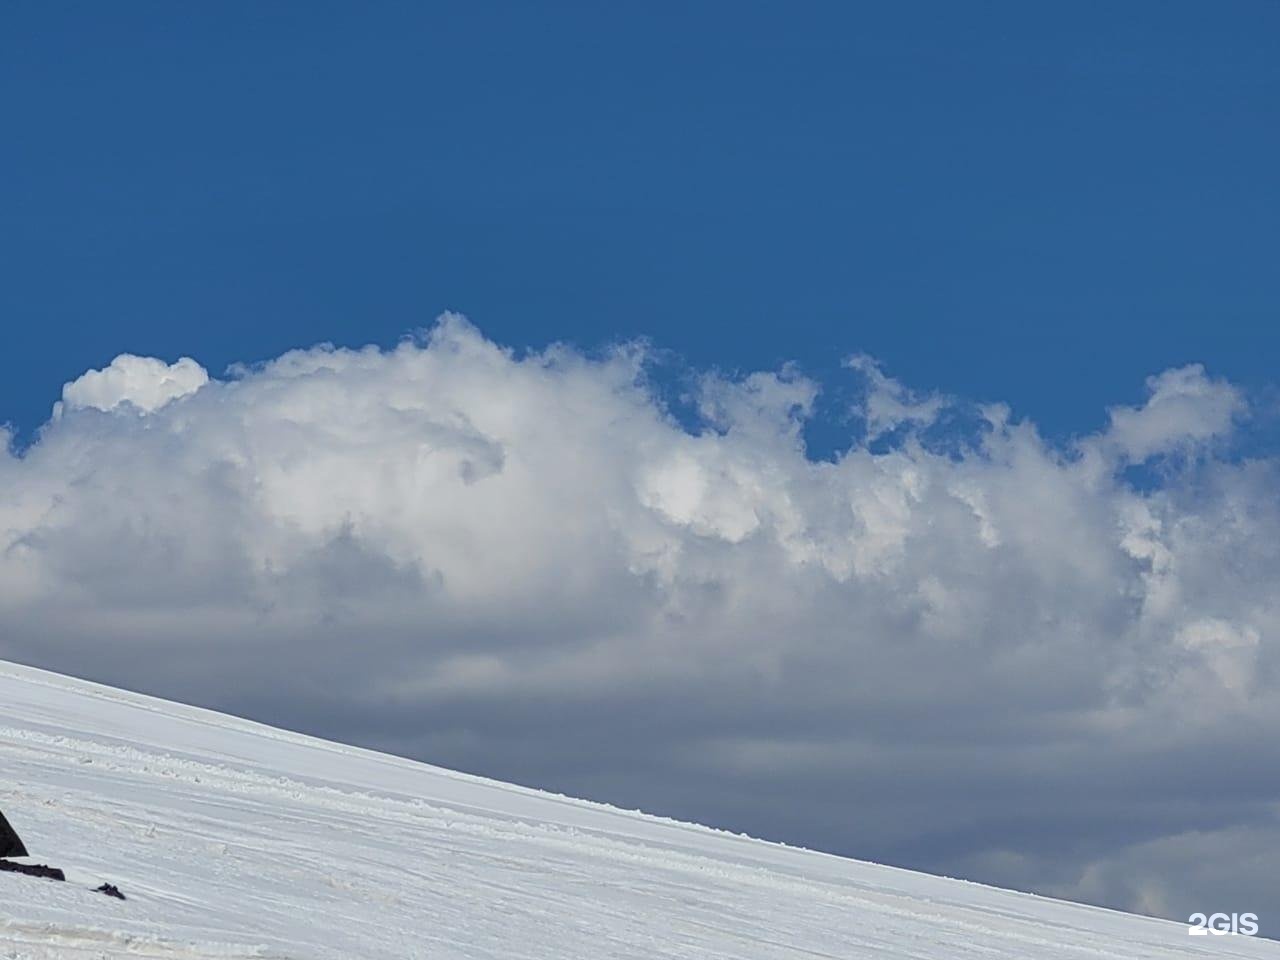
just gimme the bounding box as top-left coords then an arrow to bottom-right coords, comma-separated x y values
1098,364 -> 1245,464
57,354 -> 210,415
2,315 -> 1278,927
845,353 -> 946,439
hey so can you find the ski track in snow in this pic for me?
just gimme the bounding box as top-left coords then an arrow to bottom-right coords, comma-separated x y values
0,660 -> 1274,959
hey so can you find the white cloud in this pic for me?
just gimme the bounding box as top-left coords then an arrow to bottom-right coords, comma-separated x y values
1101,363 -> 1245,463
57,354 -> 209,415
845,353 -> 946,440
2,315 -> 1278,926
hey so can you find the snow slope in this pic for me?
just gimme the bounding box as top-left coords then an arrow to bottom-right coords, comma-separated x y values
0,660 -> 1273,960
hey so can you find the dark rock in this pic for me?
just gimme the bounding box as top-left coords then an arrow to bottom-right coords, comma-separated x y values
0,810 -> 28,858
0,859 -> 66,882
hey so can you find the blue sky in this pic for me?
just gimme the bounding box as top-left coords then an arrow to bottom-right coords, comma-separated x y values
5,2 -> 1277,448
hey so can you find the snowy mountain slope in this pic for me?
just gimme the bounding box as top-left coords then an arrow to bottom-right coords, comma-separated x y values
0,660 -> 1272,960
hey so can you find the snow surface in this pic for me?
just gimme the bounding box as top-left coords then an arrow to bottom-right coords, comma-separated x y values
0,660 -> 1273,960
